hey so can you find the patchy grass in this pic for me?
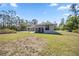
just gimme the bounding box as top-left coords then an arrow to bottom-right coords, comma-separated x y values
0,31 -> 79,55
36,31 -> 79,56
0,31 -> 31,41
26,31 -> 79,55
0,36 -> 47,56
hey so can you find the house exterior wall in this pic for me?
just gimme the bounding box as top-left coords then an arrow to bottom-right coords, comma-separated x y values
35,25 -> 55,33
44,26 -> 55,33
26,24 -> 56,33
35,25 -> 45,33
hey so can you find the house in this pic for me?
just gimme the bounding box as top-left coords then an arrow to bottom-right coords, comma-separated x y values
26,22 -> 57,33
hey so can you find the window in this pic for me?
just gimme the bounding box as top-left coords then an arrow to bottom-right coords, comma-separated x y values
45,25 -> 49,30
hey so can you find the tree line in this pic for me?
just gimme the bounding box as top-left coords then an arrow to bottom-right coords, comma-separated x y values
0,10 -> 38,31
0,3 -> 79,33
59,4 -> 79,32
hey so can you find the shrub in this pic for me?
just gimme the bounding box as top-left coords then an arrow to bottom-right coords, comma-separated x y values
72,29 -> 79,33
0,28 -> 16,34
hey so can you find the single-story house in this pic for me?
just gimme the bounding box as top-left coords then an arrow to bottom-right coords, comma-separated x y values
26,22 -> 57,33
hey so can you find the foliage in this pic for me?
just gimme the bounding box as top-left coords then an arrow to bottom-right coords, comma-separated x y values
70,4 -> 79,16
59,25 -> 65,30
59,18 -> 65,30
60,4 -> 79,32
66,16 -> 79,30
19,21 -> 27,31
0,28 -> 16,34
32,19 -> 38,25
72,29 -> 79,33
0,10 -> 28,31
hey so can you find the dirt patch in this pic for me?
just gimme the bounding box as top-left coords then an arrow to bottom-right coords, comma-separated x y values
0,37 -> 47,56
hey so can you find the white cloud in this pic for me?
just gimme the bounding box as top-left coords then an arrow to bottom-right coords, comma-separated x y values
49,3 -> 58,6
58,4 -> 71,10
56,4 -> 79,11
64,13 -> 70,16
10,3 -> 17,7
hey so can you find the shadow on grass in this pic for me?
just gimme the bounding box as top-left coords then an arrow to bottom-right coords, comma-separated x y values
35,31 -> 62,35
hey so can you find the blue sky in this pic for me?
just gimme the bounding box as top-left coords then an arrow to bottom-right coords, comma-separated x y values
0,3 -> 77,24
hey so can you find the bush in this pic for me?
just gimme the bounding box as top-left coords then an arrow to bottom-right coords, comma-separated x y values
0,28 -> 16,34
72,29 -> 79,33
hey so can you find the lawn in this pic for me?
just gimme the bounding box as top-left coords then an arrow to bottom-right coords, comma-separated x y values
0,31 -> 31,41
0,31 -> 79,55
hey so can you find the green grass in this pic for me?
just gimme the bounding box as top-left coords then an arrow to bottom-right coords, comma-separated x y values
0,31 -> 31,41
29,31 -> 79,55
0,31 -> 79,55
35,31 -> 79,56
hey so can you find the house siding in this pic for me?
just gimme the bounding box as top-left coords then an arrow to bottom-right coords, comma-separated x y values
26,24 -> 56,33
44,26 -> 54,33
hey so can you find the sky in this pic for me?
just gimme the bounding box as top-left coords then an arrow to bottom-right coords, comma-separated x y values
0,3 -> 78,24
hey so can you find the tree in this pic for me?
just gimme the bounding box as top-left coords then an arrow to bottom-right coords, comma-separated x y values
0,10 -> 8,28
59,18 -> 65,30
0,10 -> 16,29
66,16 -> 79,30
19,19 -> 27,31
25,20 -> 28,24
53,21 -> 57,30
70,4 -> 79,16
8,10 -> 16,28
32,19 -> 38,25
65,4 -> 79,31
